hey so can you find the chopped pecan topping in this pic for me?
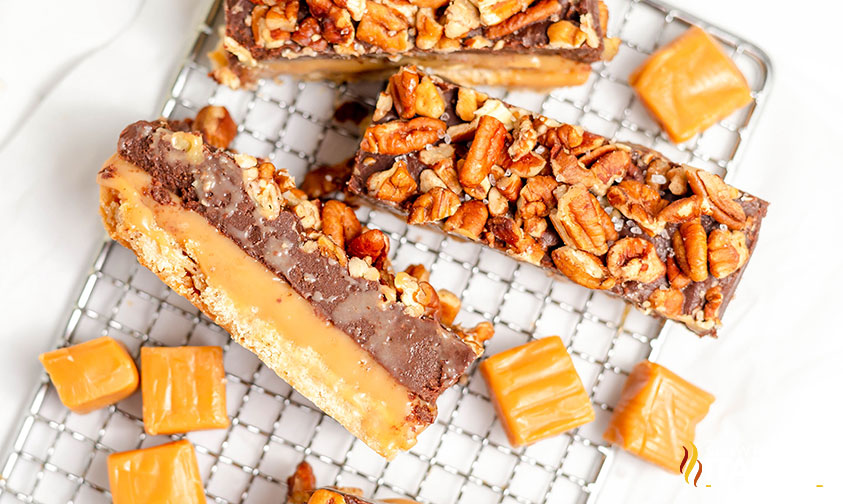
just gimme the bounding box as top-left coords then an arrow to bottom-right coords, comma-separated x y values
394,271 -> 439,317
419,169 -> 447,193
484,0 -> 561,40
442,0 -> 480,39
267,0 -> 299,31
703,285 -> 724,322
193,105 -> 237,150
305,0 -> 355,46
361,117 -> 446,155
687,168 -> 746,229
707,229 -> 749,278
476,0 -> 531,27
495,171 -> 522,201
366,159 -> 418,203
463,321 -> 494,355
488,217 -> 545,265
504,151 -> 546,178
456,88 -> 485,122
300,159 -> 353,199
404,263 -> 430,282
666,256 -> 691,289
437,289 -> 461,325
322,200 -> 361,249
357,0 -> 410,52
509,116 -> 538,161
443,200 -> 488,240
415,7 -> 443,50
291,17 -> 328,51
286,461 -> 316,504
419,144 -> 454,166
415,76 -> 445,119
551,246 -> 615,290
348,229 -> 390,267
517,176 -> 557,220
549,184 -> 618,256
459,115 -> 506,192
389,66 -> 419,119
487,187 -> 509,216
547,19 -> 587,49
317,234 -> 349,266
409,187 -> 461,223
606,237 -> 666,284
649,288 -> 685,318
551,149 -> 596,188
657,195 -> 702,223
606,180 -> 667,236
590,149 -> 632,195
372,91 -> 394,122
672,221 -> 708,283
252,5 -> 293,49
432,158 -> 463,195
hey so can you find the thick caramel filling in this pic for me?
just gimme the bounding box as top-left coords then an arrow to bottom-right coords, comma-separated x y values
99,158 -> 421,455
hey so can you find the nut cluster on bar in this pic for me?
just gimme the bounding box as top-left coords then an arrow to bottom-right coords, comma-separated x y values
224,0 -> 609,61
349,66 -> 768,336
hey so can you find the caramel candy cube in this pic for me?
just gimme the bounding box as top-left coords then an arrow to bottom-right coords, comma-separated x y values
603,361 -> 714,472
141,346 -> 229,435
108,439 -> 205,503
480,336 -> 594,446
629,26 -> 752,143
39,336 -> 138,414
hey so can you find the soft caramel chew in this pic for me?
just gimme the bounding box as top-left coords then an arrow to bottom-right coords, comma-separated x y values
629,26 -> 752,143
141,346 -> 229,435
480,336 -> 594,446
108,439 -> 205,503
603,361 -> 714,472
39,336 -> 138,414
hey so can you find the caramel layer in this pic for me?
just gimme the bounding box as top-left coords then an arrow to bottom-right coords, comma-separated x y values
99,158 -> 424,458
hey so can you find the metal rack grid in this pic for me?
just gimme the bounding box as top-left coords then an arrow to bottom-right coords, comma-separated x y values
0,1 -> 772,503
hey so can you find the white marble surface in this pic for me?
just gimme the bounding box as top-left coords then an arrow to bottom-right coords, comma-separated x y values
1,0 -> 841,502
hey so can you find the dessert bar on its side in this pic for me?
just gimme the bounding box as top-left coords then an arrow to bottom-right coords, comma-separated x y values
348,66 -> 769,337
211,0 -> 619,89
97,118 -> 489,459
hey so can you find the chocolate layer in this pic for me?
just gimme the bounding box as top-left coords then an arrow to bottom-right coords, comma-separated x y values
348,68 -> 769,336
225,0 -> 604,63
116,120 -> 476,403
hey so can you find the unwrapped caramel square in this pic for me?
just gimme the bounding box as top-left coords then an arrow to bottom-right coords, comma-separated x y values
630,26 -> 752,143
141,346 -> 229,435
40,336 -> 138,414
480,336 -> 594,446
603,361 -> 714,472
108,439 -> 204,503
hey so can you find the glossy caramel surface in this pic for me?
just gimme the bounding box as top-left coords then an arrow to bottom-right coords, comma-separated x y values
630,26 -> 751,143
141,346 -> 229,435
480,336 -> 594,446
39,336 -> 138,414
603,360 -> 714,472
108,439 -> 204,503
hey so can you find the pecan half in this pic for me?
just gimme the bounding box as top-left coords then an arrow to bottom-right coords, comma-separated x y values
361,117 -> 446,155
443,200 -> 488,240
193,105 -> 237,149
348,229 -> 390,267
357,0 -> 410,52
687,168 -> 746,229
550,148 -> 598,188
389,66 -> 419,119
606,180 -> 667,236
657,195 -> 702,223
551,246 -> 615,290
606,237 -> 666,284
484,0 -> 561,40
549,184 -> 618,256
672,221 -> 708,282
322,200 -> 361,250
366,159 -> 418,203
409,187 -> 461,224
707,229 -> 749,278
459,115 -> 507,192
649,288 -> 685,318
590,149 -> 632,195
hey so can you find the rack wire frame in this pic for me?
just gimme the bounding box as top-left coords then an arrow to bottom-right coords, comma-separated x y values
0,1 -> 772,503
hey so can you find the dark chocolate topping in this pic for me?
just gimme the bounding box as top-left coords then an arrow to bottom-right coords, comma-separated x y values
117,120 -> 476,403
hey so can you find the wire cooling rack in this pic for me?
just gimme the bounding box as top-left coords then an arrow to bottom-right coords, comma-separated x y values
0,1 -> 771,503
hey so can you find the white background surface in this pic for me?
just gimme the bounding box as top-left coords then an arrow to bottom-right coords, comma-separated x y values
1,0 -> 841,502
